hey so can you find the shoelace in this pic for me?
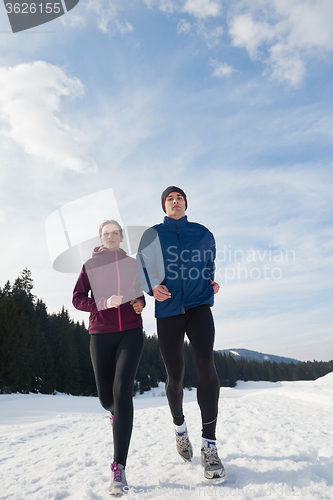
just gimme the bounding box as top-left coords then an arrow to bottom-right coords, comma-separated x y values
111,462 -> 122,482
204,445 -> 219,464
177,432 -> 190,449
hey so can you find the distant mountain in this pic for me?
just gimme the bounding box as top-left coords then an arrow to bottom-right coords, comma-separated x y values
217,348 -> 300,364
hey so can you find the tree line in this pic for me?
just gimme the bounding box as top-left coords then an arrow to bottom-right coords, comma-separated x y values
1,270 -> 332,396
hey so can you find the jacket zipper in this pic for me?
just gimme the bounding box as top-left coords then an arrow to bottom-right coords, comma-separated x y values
177,225 -> 186,314
115,251 -> 123,331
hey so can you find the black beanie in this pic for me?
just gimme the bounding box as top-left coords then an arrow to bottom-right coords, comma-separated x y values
161,186 -> 187,213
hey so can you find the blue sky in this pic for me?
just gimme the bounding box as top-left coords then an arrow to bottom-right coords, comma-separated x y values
0,0 -> 332,362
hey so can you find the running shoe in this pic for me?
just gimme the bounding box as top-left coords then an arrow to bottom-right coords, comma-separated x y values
175,429 -> 193,462
201,441 -> 225,479
108,462 -> 128,496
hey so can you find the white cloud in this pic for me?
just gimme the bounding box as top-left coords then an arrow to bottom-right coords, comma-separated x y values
141,0 -> 333,85
182,0 -> 221,19
189,165 -> 333,289
60,13 -> 86,28
193,166 -> 333,360
177,18 -> 192,35
143,0 -> 178,14
228,13 -> 275,58
144,0 -> 222,19
86,1 -> 118,33
85,0 -> 133,34
143,0 -> 225,48
177,17 -> 223,48
211,60 -> 235,78
116,20 -> 134,35
228,0 -> 333,86
267,43 -> 305,87
197,22 -> 224,48
0,61 -> 95,173
98,15 -> 133,35
156,0 -> 177,13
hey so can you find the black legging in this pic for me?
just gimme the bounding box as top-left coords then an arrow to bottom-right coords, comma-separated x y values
157,304 -> 220,441
90,328 -> 144,467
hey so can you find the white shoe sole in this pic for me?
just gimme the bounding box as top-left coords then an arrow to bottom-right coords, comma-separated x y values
108,485 -> 129,496
204,467 -> 226,479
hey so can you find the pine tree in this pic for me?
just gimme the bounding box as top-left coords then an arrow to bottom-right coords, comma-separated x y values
0,297 -> 19,392
183,340 -> 197,388
74,321 -> 96,396
48,308 -> 81,395
214,352 -> 228,386
1,270 -> 333,395
225,354 -> 237,387
0,297 -> 31,393
0,280 -> 11,299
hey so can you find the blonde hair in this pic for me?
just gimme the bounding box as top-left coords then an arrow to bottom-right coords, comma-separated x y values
99,219 -> 123,238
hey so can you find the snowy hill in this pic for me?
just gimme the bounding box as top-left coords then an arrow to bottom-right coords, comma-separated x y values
1,374 -> 333,499
218,348 -> 300,364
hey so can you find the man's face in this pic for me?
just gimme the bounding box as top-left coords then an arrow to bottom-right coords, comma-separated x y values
164,191 -> 186,220
100,223 -> 123,251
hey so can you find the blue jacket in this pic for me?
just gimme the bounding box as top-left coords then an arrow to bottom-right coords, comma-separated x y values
137,216 -> 216,318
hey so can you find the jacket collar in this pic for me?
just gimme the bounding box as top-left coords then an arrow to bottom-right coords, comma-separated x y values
92,246 -> 127,258
163,215 -> 188,226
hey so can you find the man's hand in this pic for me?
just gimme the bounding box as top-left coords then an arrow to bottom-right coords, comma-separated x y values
210,280 -> 220,294
130,299 -> 144,314
106,295 -> 123,308
153,285 -> 171,302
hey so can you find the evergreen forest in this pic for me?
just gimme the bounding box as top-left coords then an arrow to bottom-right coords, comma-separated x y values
1,270 -> 332,396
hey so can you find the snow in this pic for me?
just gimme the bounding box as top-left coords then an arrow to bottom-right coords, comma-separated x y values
230,351 -> 241,357
1,375 -> 333,499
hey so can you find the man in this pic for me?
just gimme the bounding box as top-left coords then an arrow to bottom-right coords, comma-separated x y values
137,186 -> 225,480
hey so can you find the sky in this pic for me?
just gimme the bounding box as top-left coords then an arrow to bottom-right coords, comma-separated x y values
0,0 -> 333,362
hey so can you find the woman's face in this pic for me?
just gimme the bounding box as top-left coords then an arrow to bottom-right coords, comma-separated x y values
100,223 -> 123,251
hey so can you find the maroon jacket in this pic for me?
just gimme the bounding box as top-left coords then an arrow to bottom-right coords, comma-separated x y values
72,246 -> 145,334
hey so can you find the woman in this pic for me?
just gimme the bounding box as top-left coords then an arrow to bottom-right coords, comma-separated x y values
73,219 -> 145,496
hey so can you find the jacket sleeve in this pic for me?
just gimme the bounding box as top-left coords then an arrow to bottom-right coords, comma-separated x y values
136,227 -> 165,295
133,269 -> 146,307
72,265 -> 100,313
206,235 -> 216,282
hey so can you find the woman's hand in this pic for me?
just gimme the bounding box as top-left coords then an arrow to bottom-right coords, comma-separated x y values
130,299 -> 144,314
210,280 -> 220,294
106,295 -> 123,308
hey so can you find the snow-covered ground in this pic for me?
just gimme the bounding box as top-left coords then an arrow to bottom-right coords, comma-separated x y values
1,374 -> 333,500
